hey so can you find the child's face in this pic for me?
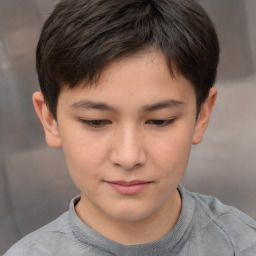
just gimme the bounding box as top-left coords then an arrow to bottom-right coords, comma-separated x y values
34,49 -> 216,227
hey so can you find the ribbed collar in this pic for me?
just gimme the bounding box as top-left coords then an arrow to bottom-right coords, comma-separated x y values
69,184 -> 195,256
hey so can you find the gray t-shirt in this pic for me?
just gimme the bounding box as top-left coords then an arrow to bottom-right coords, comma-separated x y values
4,185 -> 256,256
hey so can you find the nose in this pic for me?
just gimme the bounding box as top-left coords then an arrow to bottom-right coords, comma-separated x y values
110,125 -> 146,171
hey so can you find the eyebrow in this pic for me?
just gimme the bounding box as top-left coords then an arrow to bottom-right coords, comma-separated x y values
71,101 -> 117,112
141,99 -> 185,112
70,99 -> 185,112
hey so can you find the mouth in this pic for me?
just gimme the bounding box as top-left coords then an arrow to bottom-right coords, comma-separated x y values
105,180 -> 152,195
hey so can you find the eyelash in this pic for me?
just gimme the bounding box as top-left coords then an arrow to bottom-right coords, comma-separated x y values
146,119 -> 176,127
79,119 -> 176,128
80,119 -> 111,128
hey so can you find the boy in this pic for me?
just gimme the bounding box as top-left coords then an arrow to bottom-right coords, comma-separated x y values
4,0 -> 256,255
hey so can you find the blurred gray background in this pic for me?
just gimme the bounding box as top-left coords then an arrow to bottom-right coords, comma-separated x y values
0,0 -> 256,254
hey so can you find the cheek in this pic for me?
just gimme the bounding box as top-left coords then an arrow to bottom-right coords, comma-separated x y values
151,133 -> 192,178
63,130 -> 108,164
62,144 -> 103,195
60,133 -> 110,187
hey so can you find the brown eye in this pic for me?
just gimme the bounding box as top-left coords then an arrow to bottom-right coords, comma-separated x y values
80,119 -> 111,128
146,119 -> 175,127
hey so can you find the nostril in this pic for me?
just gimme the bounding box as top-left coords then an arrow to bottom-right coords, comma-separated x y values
109,129 -> 146,170
110,150 -> 146,171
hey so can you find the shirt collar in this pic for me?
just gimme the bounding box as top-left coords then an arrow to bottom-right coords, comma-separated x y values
68,184 -> 196,255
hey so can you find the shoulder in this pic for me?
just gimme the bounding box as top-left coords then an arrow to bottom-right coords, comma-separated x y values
188,189 -> 256,255
4,212 -> 71,256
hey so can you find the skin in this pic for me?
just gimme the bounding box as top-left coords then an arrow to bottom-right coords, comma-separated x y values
33,49 -> 216,245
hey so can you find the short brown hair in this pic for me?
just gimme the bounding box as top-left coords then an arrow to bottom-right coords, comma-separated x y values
36,0 -> 219,118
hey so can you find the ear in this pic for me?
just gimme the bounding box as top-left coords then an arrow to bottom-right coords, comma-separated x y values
32,91 -> 62,148
192,88 -> 217,145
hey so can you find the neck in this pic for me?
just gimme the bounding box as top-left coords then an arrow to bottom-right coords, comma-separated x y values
75,190 -> 182,245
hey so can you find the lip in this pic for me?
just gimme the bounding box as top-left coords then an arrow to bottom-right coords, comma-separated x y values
105,180 -> 152,195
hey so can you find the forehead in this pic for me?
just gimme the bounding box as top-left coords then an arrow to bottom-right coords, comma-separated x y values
58,49 -> 196,111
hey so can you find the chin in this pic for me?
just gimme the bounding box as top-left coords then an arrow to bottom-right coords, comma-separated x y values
106,204 -> 154,223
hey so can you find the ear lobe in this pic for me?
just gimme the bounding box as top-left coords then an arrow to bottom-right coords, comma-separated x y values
192,88 -> 217,145
32,92 -> 62,148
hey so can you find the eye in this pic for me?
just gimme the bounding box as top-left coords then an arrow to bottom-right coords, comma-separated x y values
146,119 -> 175,127
79,119 -> 111,128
